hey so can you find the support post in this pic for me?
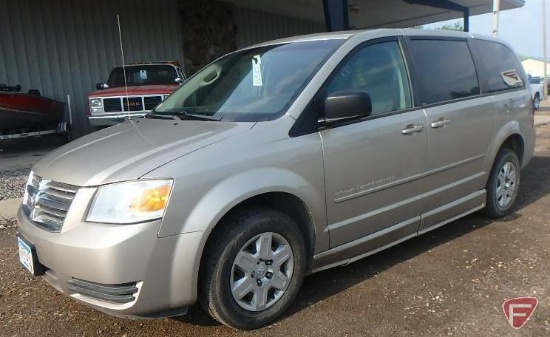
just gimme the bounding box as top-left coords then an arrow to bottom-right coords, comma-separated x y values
543,0 -> 548,100
492,0 -> 500,36
322,0 -> 349,32
463,7 -> 469,32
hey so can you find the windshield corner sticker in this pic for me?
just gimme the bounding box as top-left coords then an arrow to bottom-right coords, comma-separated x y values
139,69 -> 148,80
252,55 -> 263,87
501,69 -> 522,87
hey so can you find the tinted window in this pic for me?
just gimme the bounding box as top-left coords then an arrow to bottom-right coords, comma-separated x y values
410,40 -> 479,105
471,40 -> 525,93
155,39 -> 344,122
326,41 -> 412,115
108,65 -> 178,87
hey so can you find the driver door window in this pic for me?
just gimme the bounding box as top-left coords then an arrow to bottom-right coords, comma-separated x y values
326,41 -> 412,116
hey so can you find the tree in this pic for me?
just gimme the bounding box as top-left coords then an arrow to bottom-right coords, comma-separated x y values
438,21 -> 464,31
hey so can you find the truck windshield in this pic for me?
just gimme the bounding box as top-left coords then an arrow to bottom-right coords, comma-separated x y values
107,65 -> 178,87
153,39 -> 345,122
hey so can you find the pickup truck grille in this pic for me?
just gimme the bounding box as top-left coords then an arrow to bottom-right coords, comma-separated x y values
23,176 -> 78,232
103,98 -> 123,112
144,96 -> 163,110
101,96 -> 163,113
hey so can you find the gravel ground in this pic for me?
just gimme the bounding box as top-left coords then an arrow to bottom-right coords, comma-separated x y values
0,168 -> 30,201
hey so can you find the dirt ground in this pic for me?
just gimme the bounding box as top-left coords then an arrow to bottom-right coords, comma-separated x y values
1,121 -> 550,337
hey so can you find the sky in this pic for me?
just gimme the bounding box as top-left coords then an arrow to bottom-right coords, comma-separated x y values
426,0 -> 549,58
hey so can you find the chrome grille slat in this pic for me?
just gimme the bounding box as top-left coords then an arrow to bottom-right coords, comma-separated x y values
26,176 -> 78,232
36,203 -> 68,218
32,214 -> 64,231
43,189 -> 74,201
47,183 -> 78,194
37,196 -> 71,212
37,213 -> 63,224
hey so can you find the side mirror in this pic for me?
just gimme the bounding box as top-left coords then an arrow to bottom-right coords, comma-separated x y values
175,77 -> 184,84
324,90 -> 372,124
96,83 -> 109,90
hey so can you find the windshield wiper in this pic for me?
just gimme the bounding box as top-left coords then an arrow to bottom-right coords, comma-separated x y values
170,110 -> 222,121
148,109 -> 222,121
146,112 -> 182,120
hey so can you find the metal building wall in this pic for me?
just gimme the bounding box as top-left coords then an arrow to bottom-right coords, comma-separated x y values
0,0 -> 184,134
234,6 -> 325,48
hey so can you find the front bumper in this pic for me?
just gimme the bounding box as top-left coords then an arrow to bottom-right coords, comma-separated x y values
17,206 -> 205,317
88,113 -> 148,127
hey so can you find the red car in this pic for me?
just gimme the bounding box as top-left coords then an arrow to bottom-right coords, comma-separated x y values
88,62 -> 185,127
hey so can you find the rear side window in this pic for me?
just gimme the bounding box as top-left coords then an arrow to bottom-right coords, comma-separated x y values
470,40 -> 525,93
409,39 -> 480,105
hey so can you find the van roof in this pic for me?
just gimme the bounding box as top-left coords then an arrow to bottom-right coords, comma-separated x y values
250,28 -> 509,48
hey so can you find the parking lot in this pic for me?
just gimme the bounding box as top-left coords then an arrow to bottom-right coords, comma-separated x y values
1,111 -> 550,336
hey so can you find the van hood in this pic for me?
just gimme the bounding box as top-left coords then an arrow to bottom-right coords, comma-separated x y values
33,119 -> 253,186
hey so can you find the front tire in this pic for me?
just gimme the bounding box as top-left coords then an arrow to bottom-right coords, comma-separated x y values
482,149 -> 521,218
199,207 -> 307,329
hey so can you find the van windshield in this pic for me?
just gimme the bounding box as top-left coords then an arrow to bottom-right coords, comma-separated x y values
153,39 -> 345,122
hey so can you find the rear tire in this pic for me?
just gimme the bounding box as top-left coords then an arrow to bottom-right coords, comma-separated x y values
199,207 -> 307,330
533,93 -> 540,110
482,149 -> 520,218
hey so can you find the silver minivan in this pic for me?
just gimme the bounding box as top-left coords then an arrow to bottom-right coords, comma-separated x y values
17,29 -> 535,329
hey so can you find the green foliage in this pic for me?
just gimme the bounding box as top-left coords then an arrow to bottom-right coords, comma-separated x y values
438,22 -> 464,31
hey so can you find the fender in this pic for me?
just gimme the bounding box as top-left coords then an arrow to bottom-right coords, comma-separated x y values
482,120 -> 523,178
177,167 -> 328,251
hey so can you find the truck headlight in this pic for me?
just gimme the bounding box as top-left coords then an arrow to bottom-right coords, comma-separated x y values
89,98 -> 104,114
90,98 -> 103,107
86,180 -> 173,224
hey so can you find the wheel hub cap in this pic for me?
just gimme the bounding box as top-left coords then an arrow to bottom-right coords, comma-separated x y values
496,161 -> 517,208
254,262 -> 268,279
230,232 -> 294,312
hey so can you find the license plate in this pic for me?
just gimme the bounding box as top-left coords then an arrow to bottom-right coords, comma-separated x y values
18,237 -> 35,274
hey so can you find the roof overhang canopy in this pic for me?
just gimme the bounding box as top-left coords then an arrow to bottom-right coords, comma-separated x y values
223,0 -> 525,30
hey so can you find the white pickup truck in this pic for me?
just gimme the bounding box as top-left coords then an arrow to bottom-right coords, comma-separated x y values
528,75 -> 544,110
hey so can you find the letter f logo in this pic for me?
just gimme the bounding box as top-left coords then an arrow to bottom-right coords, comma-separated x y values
503,297 -> 538,329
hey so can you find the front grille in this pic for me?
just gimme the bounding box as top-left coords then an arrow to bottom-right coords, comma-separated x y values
123,97 -> 143,111
23,176 -> 78,232
143,96 -> 162,110
102,96 -> 163,113
103,98 -> 122,112
68,279 -> 139,304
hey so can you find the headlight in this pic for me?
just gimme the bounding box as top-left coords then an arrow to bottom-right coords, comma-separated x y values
162,94 -> 170,100
90,98 -> 104,114
86,180 -> 173,224
90,98 -> 103,107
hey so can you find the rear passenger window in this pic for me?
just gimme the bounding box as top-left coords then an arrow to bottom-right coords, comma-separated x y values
409,40 -> 480,105
470,40 -> 525,93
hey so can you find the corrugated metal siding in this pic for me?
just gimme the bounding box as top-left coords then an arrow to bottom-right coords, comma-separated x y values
0,0 -> 184,134
234,6 -> 325,48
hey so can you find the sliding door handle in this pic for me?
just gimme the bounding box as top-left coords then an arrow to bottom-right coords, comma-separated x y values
402,124 -> 424,135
